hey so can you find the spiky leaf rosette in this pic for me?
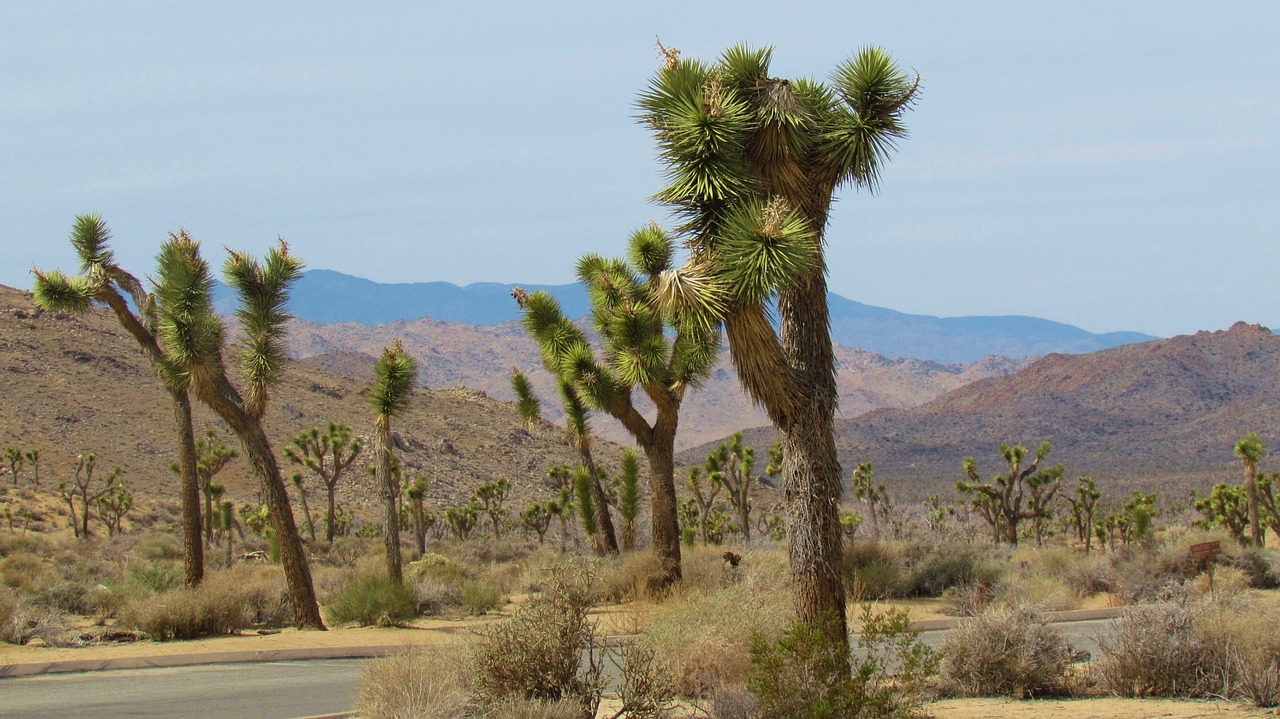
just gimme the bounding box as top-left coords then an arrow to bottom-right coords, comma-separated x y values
628,223 -> 673,277
32,270 -> 94,313
619,449 -> 640,523
558,378 -> 591,451
559,342 -> 620,409
510,367 -> 542,429
369,340 -> 418,422
574,467 -> 598,538
69,213 -> 115,273
714,196 -> 816,305
225,240 -> 303,418
1235,432 -> 1266,465
155,231 -> 224,381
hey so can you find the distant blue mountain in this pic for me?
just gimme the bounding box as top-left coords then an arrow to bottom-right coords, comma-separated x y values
215,269 -> 1157,364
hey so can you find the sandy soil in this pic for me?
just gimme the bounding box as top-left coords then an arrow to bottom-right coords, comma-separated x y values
926,697 -> 1275,718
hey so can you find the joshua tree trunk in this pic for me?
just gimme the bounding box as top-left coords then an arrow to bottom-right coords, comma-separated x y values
374,421 -> 403,584
171,390 -> 204,588
644,420 -> 682,585
326,482 -> 338,543
198,374 -> 325,630
777,267 -> 848,649
411,500 -> 427,558
295,479 -> 317,543
580,451 -> 618,555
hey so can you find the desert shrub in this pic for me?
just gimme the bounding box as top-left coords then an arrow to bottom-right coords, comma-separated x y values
414,577 -> 462,615
747,607 -> 938,719
484,698 -> 582,718
710,684 -> 762,719
938,605 -> 1077,698
232,566 -> 292,628
599,550 -> 666,603
0,534 -> 43,557
127,563 -> 182,593
134,532 -> 183,562
1096,595 -> 1214,696
1195,597 -> 1280,707
1,552 -> 48,593
990,573 -> 1079,612
35,579 -> 95,614
357,643 -> 473,719
121,577 -> 251,640
0,585 -> 65,645
460,580 -> 503,616
325,573 -> 418,627
842,539 -> 905,599
612,641 -> 675,719
1227,548 -> 1280,589
473,562 -> 604,718
902,542 -> 1000,598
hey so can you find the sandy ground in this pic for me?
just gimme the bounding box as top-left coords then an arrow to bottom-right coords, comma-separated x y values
926,697 -> 1275,718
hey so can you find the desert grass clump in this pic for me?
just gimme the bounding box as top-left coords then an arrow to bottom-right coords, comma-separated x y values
459,580 -> 503,616
938,605 -> 1078,698
472,561 -> 604,719
0,586 -> 64,645
324,573 -> 418,627
356,642 -> 474,719
1195,596 -> 1280,707
747,607 -> 938,719
641,550 -> 791,698
1096,594 -> 1213,697
122,575 -> 252,640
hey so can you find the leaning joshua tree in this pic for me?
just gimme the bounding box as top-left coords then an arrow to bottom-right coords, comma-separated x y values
152,230 -> 325,629
515,223 -> 721,583
369,340 -> 417,584
1234,432 -> 1266,547
33,214 -> 205,587
637,43 -> 918,647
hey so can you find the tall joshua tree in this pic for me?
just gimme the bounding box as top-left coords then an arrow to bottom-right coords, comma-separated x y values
515,222 -> 720,583
369,340 -> 417,584
1234,432 -> 1266,546
637,44 -> 918,646
151,230 -> 324,629
284,422 -> 364,543
33,214 -> 205,587
958,442 -> 1065,546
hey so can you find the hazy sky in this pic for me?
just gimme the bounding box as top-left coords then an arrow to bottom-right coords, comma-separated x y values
3,2 -> 1276,337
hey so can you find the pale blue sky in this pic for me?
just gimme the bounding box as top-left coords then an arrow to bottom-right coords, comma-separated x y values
3,1 -> 1277,337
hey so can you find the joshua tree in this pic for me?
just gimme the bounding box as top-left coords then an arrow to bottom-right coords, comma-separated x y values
511,367 -> 543,432
150,230 -> 323,629
194,431 -> 237,546
3,448 -> 22,487
554,377 -> 619,554
1234,432 -> 1266,546
574,467 -> 603,554
515,224 -> 720,582
474,477 -> 512,539
96,474 -> 134,537
58,453 -> 116,538
24,450 -> 40,489
617,449 -> 641,551
636,43 -> 918,647
290,472 -> 316,543
404,473 -> 430,558
522,501 -> 555,544
686,465 -> 723,545
34,215 -> 205,586
1195,483 -> 1250,544
1065,476 -> 1102,553
850,462 -> 891,539
369,341 -> 417,584
284,422 -> 364,543
958,442 -> 1065,546
706,432 -> 756,542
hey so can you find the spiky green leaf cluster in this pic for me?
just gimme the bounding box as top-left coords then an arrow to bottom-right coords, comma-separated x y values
32,270 -> 94,313
154,232 -> 224,374
225,241 -> 302,400
369,341 -> 418,419
618,449 -> 640,524
510,368 -> 542,427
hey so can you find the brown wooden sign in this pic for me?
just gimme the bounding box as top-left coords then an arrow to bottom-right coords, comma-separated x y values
1190,541 -> 1222,560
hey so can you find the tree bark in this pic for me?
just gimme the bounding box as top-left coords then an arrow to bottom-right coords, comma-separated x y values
1247,465 -> 1262,547
645,419 -> 682,586
374,421 -> 403,584
777,257 -> 848,651
296,481 -> 317,543
325,481 -> 337,543
581,450 -> 618,555
170,389 -> 204,587
198,374 -> 325,630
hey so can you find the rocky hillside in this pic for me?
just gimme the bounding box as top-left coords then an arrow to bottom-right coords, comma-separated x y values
0,285 -> 625,519
285,317 -> 1030,451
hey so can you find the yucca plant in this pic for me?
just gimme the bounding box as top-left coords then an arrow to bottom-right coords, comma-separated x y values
150,230 -> 324,629
33,214 -> 205,587
284,422 -> 364,543
369,340 -> 417,584
1235,432 -> 1267,546
636,43 -> 918,648
516,222 -> 721,583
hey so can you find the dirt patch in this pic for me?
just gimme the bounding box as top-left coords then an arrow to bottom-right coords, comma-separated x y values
927,697 -> 1274,718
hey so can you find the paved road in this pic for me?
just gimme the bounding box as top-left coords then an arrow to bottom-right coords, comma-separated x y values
0,660 -> 363,719
919,618 -> 1112,660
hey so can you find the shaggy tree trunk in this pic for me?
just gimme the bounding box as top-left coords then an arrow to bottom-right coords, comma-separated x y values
645,418 -> 682,586
296,482 -> 317,543
778,260 -> 848,652
374,422 -> 403,584
581,450 -> 618,555
411,500 -> 427,558
325,481 -> 338,543
198,375 -> 325,630
171,389 -> 204,587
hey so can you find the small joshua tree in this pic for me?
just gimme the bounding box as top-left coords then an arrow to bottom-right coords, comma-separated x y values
850,462 -> 892,539
23,450 -> 39,489
958,442 -> 1065,547
1065,476 -> 1102,553
96,474 -> 134,537
511,367 -> 542,433
522,501 -> 555,544
474,477 -> 512,539
617,449 -> 641,551
284,422 -> 364,544
193,431 -> 237,546
706,432 -> 756,542
1234,432 -> 1266,546
369,341 -> 417,584
3,448 -> 22,487
58,453 -> 116,538
404,473 -> 430,558
556,379 -> 619,554
686,465 -> 723,545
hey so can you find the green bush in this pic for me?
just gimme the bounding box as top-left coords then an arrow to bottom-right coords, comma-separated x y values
460,580 -> 503,616
122,579 -> 251,641
938,605 -> 1077,698
747,607 -> 938,719
842,539 -> 905,599
325,573 -> 418,627
127,563 -> 182,593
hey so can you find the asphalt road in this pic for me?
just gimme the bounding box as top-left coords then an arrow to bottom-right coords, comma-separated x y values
0,660 -> 363,719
